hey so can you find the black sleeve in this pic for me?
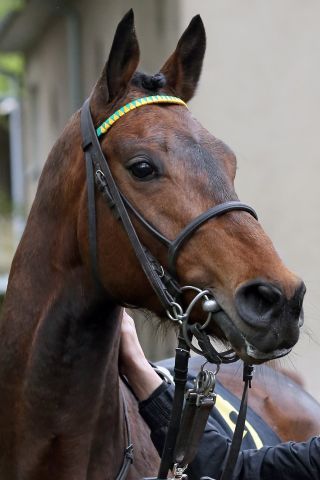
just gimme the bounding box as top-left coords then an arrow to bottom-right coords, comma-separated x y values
237,438 -> 320,480
139,382 -> 320,480
139,380 -> 171,456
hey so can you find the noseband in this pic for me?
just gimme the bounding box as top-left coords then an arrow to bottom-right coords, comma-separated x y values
81,94 -> 257,312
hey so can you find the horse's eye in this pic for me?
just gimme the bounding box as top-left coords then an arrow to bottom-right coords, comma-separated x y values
129,161 -> 156,180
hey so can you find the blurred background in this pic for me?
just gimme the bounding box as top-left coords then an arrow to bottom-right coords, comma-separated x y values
0,0 -> 319,399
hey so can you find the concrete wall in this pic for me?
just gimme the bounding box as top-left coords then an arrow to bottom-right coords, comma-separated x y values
18,1 -> 320,398
23,17 -> 69,203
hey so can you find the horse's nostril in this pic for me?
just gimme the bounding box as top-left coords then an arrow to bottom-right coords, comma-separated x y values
235,281 -> 284,327
256,284 -> 282,304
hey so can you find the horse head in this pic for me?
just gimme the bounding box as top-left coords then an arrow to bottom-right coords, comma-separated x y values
73,10 -> 305,364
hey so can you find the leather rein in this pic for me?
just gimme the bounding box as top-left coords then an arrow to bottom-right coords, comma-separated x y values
80,95 -> 258,480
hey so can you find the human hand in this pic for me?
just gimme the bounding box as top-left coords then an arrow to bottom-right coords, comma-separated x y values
119,310 -> 162,401
119,310 -> 147,371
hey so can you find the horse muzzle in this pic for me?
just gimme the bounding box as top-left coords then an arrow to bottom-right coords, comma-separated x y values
211,307 -> 301,364
226,278 -> 306,362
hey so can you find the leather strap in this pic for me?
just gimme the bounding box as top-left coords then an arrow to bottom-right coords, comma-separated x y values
168,202 -> 258,276
173,392 -> 216,466
157,335 -> 191,479
219,365 -> 254,480
85,146 -> 102,288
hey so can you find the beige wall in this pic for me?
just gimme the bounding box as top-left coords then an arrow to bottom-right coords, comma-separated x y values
79,0 -> 179,96
23,17 -> 69,203
19,1 -> 320,398
180,0 -> 320,399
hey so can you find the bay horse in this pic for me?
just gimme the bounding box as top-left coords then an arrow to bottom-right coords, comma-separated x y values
0,9 -> 312,480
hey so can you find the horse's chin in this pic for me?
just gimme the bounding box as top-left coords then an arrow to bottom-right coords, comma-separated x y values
211,310 -> 293,365
244,342 -> 291,362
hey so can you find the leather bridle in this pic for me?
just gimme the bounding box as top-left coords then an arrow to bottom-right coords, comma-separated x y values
80,95 -> 258,480
81,97 -> 257,309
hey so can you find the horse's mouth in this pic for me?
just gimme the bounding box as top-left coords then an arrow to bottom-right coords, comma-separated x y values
244,341 -> 291,361
211,309 -> 293,364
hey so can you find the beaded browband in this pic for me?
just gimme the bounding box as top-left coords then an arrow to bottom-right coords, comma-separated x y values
96,95 -> 187,137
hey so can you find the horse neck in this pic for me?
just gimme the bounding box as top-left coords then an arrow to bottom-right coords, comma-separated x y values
0,141 -> 127,478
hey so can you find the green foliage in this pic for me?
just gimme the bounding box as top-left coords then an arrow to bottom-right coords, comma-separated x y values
0,53 -> 23,72
0,54 -> 23,94
0,190 -> 11,215
0,0 -> 24,95
0,0 -> 23,18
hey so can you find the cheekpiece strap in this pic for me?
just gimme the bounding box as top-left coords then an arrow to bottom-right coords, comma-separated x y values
96,95 -> 187,137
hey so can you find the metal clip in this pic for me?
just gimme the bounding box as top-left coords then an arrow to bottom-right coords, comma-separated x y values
173,463 -> 188,479
192,364 -> 218,406
243,364 -> 254,388
125,443 -> 134,463
166,301 -> 185,324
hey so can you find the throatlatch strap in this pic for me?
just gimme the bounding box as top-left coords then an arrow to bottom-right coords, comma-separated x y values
82,115 -> 100,288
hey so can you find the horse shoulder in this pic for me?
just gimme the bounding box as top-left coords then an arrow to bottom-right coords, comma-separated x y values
122,382 -> 160,479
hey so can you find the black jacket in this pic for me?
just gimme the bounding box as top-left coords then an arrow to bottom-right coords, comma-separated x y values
139,381 -> 320,480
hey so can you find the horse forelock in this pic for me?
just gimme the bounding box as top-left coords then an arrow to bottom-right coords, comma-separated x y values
131,71 -> 167,92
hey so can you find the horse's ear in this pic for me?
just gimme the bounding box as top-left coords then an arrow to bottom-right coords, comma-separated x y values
160,15 -> 206,102
96,9 -> 140,103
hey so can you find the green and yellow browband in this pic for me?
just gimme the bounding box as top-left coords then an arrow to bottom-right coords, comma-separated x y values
96,95 -> 187,138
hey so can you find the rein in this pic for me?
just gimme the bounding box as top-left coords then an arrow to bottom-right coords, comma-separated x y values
80,95 -> 258,480
115,387 -> 134,480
